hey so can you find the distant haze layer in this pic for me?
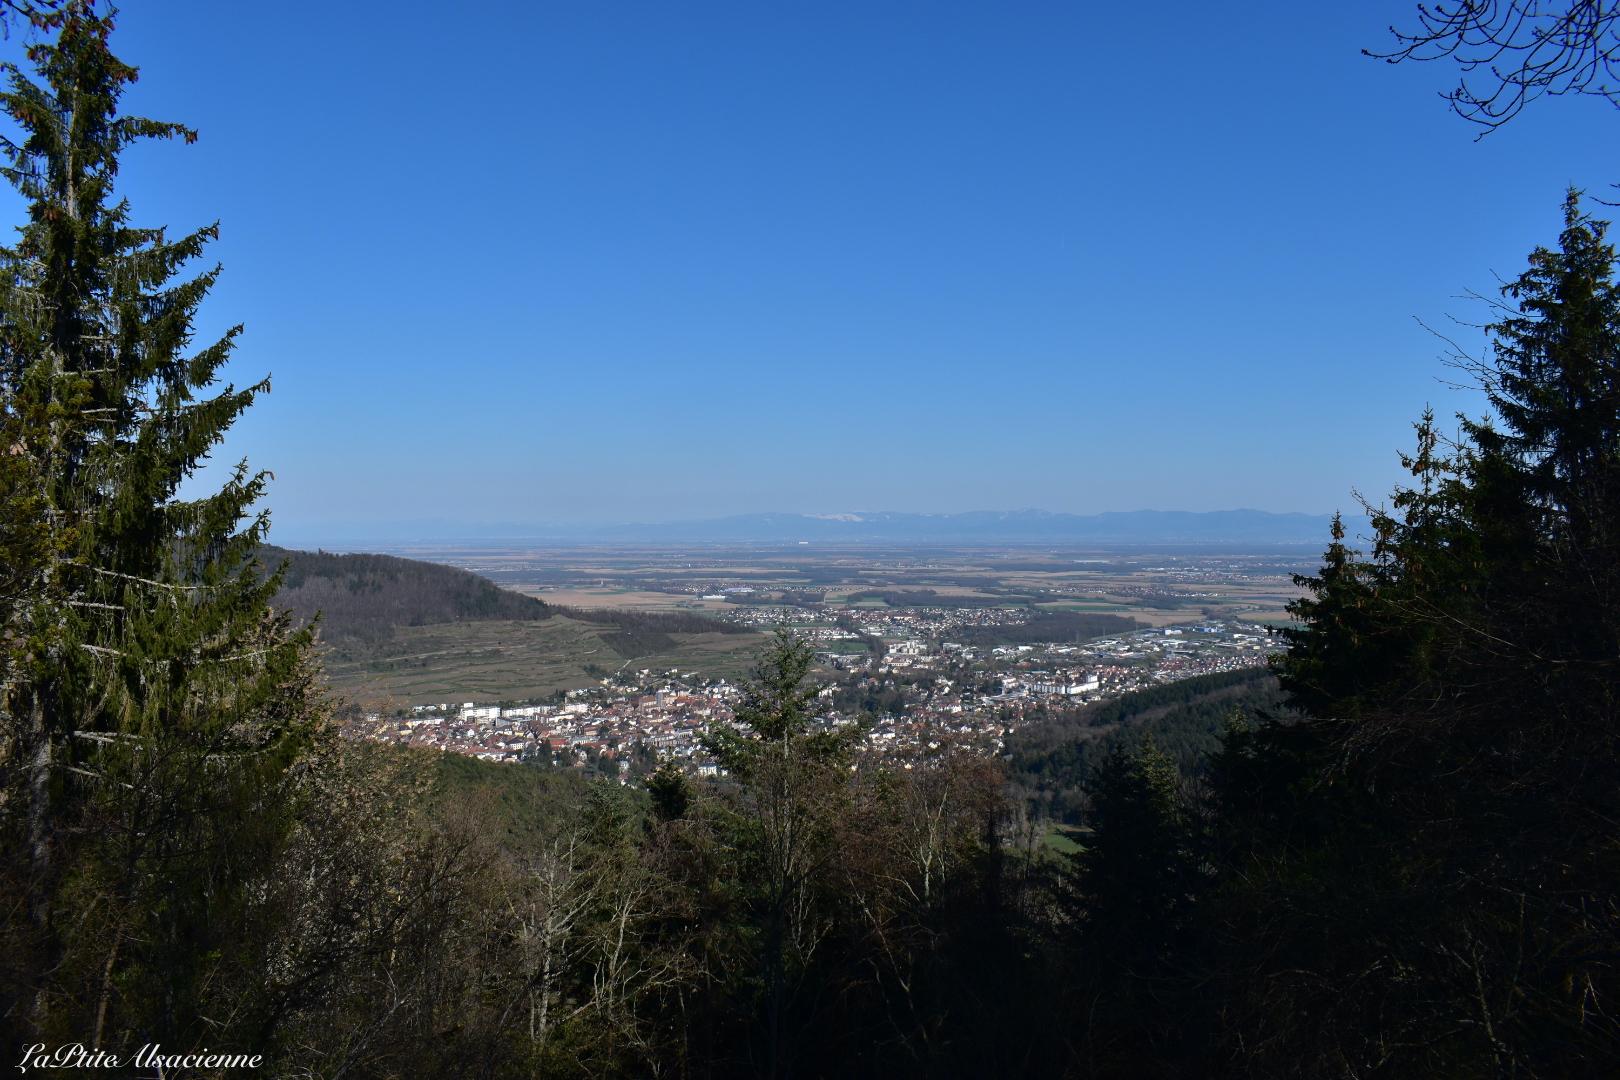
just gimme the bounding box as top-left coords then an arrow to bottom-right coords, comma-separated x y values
270,508 -> 1367,548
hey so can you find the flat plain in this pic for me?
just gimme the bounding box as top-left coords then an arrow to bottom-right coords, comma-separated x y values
413,542 -> 1317,624
312,542 -> 1317,707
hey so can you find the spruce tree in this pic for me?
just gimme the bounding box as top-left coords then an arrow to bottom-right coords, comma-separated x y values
1073,735 -> 1195,957
701,629 -> 864,1080
646,757 -> 691,821
1061,735 -> 1206,1075
1217,190 -> 1620,1075
0,3 -> 318,1052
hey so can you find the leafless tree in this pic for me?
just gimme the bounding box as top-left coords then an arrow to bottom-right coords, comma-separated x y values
1372,1 -> 1620,132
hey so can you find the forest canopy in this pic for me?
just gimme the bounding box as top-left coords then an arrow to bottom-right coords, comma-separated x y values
262,544 -> 550,642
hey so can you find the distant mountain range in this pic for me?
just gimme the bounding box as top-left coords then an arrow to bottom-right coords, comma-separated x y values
273,509 -> 1368,547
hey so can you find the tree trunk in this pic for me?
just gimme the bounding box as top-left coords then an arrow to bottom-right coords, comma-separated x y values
27,691 -> 51,924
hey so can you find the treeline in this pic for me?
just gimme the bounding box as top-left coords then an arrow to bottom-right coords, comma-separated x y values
847,588 -> 1022,608
1037,192 -> 1620,1075
548,607 -> 754,660
1124,591 -> 1190,610
263,545 -> 549,643
719,589 -> 829,607
550,605 -> 754,635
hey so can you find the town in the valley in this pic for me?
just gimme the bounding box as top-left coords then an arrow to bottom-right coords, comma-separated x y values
343,609 -> 1282,773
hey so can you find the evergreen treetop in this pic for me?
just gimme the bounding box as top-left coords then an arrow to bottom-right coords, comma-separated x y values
1232,188 -> 1620,1075
0,2 -> 320,1051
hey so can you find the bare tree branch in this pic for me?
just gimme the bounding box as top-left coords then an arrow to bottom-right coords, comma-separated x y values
1371,1 -> 1620,132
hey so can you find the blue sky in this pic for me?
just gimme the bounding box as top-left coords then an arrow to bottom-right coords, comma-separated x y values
10,1 -> 1617,529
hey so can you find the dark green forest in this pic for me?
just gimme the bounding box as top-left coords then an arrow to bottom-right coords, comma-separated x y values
2,4 -> 1617,1078
264,545 -> 551,642
1007,670 -> 1283,823
947,610 -> 1141,648
262,545 -> 749,660
845,588 -> 1025,609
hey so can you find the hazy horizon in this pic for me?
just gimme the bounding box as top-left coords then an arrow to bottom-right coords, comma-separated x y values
266,506 -> 1373,549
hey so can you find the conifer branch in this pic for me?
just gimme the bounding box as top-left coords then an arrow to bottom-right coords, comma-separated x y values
76,565 -> 206,591
71,729 -> 136,743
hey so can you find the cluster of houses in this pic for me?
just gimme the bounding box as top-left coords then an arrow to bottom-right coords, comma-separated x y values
342,617 -> 1281,771
356,688 -> 738,767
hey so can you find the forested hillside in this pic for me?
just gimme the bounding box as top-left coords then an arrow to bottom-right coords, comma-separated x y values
258,546 -> 762,700
262,545 -> 549,642
262,544 -> 751,653
1008,669 -> 1282,822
